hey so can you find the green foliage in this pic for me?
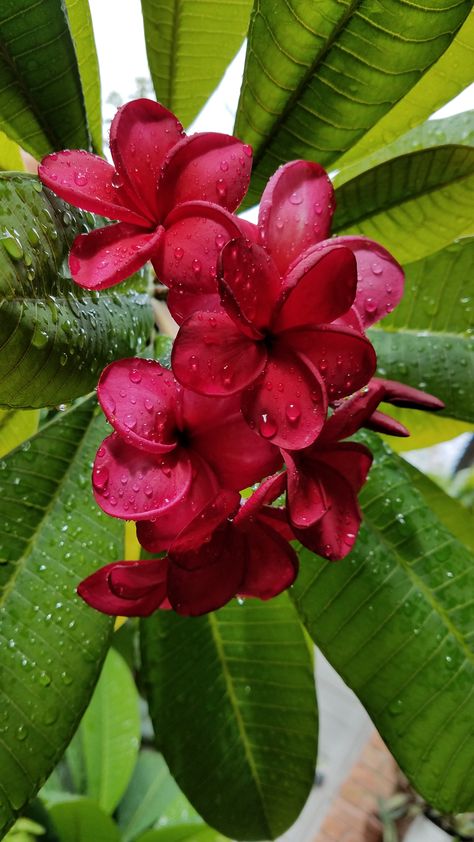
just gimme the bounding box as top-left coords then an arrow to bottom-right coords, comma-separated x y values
141,594 -> 317,840
63,0 -> 103,154
0,175 -> 153,408
0,131 -> 22,171
292,432 -> 474,814
0,399 -> 121,835
0,410 -> 39,457
48,798 -> 121,842
0,0 -> 97,158
141,0 -> 252,128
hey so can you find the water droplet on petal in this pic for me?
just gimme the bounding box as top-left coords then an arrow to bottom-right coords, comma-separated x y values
289,192 -> 303,205
174,246 -> 184,261
259,412 -> 277,438
93,465 -> 109,492
192,258 -> 201,276
74,171 -> 88,187
371,262 -> 383,276
129,368 -> 142,384
364,297 -> 377,315
286,402 -> 301,424
242,144 -> 252,158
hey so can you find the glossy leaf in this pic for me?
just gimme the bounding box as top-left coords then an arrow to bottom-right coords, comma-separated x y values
0,409 -> 39,457
332,146 -> 474,264
141,594 -> 317,841
0,174 -> 153,408
64,0 -> 103,154
0,0 -> 92,158
235,0 -> 472,205
141,0 -> 252,128
381,408 -> 473,453
0,130 -> 23,171
48,798 -> 121,842
336,11 -> 474,169
66,648 -> 140,814
370,238 -> 474,424
0,399 -> 120,835
292,431 -> 474,814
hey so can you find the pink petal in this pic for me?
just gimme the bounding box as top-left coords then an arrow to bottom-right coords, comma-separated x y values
375,378 -> 444,411
77,559 -> 168,616
320,381 -> 386,443
39,150 -> 150,226
184,391 -> 281,490
365,410 -> 410,437
219,238 -> 281,335
154,201 -> 242,323
283,449 -> 328,529
287,325 -> 377,402
275,247 -> 357,332
315,443 -> 372,495
239,521 -> 298,599
171,310 -> 267,395
98,359 -> 179,454
257,506 -> 295,542
241,343 -> 327,450
171,489 -> 241,556
258,160 -> 335,276
233,472 -> 287,526
110,98 -> 185,220
312,236 -> 404,328
92,433 -> 191,520
157,133 -> 252,214
69,223 -> 163,289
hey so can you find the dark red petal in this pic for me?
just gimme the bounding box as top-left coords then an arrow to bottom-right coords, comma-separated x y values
257,506 -> 295,542
239,520 -> 298,599
365,410 -> 410,437
170,489 -> 241,556
69,223 -> 163,290
234,472 -> 287,526
315,443 -> 373,494
275,247 -> 357,332
287,325 -> 377,402
77,559 -> 168,617
294,463 -> 363,561
241,344 -> 327,450
283,449 -> 328,529
320,381 -> 386,443
184,391 -> 281,490
219,238 -> 281,335
39,151 -> 150,226
167,527 -> 246,615
92,433 -> 191,520
137,455 -> 222,553
375,378 -> 445,411
154,201 -> 243,322
171,310 -> 266,395
258,160 -> 335,276
316,236 -> 404,328
109,98 -> 184,219
157,133 -> 252,215
98,358 -> 179,454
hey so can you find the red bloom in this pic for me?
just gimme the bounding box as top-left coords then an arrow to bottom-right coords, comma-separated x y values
39,99 -> 252,290
78,475 -> 297,617
92,358 -> 280,531
172,238 -> 377,451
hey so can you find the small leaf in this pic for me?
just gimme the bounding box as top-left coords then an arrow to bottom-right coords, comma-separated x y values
48,798 -> 121,842
0,409 -> 39,457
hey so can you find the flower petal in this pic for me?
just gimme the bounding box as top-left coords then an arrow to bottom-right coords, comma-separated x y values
287,325 -> 377,401
320,381 -> 386,443
219,238 -> 281,335
241,343 -> 327,450
98,358 -> 180,454
239,520 -> 298,599
283,449 -> 328,528
233,472 -> 287,526
92,433 -> 191,520
39,150 -> 150,226
158,133 -> 252,214
375,378 -> 445,411
69,223 -> 163,290
110,98 -> 185,219
258,160 -> 335,276
170,489 -> 241,556
184,392 -> 281,490
315,443 -> 372,494
365,410 -> 410,437
77,559 -> 168,616
256,506 -> 295,542
172,310 -> 267,395
154,201 -> 243,323
275,247 -> 357,332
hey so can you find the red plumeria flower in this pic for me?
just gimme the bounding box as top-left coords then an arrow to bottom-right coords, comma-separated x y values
78,474 -> 297,617
168,159 -> 404,328
39,99 -> 252,291
92,358 -> 281,533
282,378 -> 444,560
172,238 -> 377,450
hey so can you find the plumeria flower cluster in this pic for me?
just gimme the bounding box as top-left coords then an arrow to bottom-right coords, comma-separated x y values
40,99 -> 444,617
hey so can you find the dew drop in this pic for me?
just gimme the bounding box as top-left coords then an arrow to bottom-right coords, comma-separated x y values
92,465 -> 109,491
174,246 -> 184,261
371,262 -> 383,276
129,368 -> 142,384
286,402 -> 301,424
192,258 -> 201,276
289,192 -> 302,205
259,412 -> 277,438
74,171 -> 88,187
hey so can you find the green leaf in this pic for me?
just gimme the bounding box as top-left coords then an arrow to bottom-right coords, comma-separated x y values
292,431 -> 474,814
66,649 -> 140,814
0,130 -> 23,171
142,0 -> 252,128
64,0 -> 103,154
137,827 -> 228,842
0,409 -> 39,457
0,175 -> 153,408
0,398 -> 121,835
332,145 -> 474,264
0,0 -> 92,159
235,0 -> 472,205
336,11 -> 474,169
380,408 -> 473,452
141,594 -> 317,841
370,237 -> 474,424
117,751 -> 187,842
48,798 -> 121,842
